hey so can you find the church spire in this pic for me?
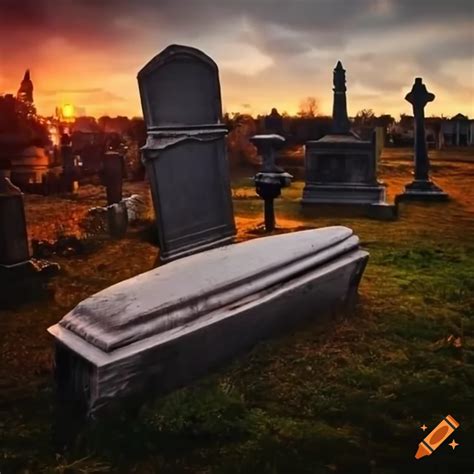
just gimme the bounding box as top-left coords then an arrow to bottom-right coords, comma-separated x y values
17,69 -> 34,104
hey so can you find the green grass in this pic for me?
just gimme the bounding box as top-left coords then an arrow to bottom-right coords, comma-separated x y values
1,154 -> 474,473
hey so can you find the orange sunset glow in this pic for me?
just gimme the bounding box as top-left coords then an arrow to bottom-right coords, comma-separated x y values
0,1 -> 473,118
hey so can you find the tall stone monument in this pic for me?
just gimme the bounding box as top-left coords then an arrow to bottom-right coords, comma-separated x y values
138,44 -> 236,263
301,62 -> 394,219
398,78 -> 448,201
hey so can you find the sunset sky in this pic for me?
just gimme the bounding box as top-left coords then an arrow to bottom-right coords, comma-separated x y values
0,0 -> 473,119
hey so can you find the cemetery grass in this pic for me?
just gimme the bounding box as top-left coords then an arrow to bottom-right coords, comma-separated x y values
1,150 -> 473,473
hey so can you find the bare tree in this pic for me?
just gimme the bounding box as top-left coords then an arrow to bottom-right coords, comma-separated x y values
297,97 -> 319,118
354,109 -> 376,128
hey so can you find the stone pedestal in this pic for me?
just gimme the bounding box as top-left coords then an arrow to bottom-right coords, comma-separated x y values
250,134 -> 292,232
398,180 -> 449,202
302,134 -> 395,218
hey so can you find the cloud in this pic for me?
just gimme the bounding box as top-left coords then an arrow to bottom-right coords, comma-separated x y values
40,88 -> 103,96
0,0 -> 472,117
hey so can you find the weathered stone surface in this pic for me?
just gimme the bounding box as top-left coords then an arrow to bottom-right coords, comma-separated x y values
0,175 -> 30,265
303,134 -> 386,204
138,45 -> 235,263
302,62 -> 393,218
332,61 -> 351,135
251,134 -> 292,231
48,226 -> 368,415
398,78 -> 448,201
0,174 -> 60,307
102,151 -> 124,205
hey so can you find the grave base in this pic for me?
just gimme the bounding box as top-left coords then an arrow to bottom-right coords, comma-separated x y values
301,184 -> 396,220
301,201 -> 398,221
48,227 -> 368,416
0,258 -> 60,308
397,180 -> 449,202
302,183 -> 386,205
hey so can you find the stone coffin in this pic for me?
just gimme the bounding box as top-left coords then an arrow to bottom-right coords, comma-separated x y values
48,226 -> 368,415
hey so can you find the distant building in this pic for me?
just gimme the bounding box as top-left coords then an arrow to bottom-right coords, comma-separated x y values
389,113 -> 474,148
0,72 -> 55,189
10,146 -> 50,186
439,113 -> 474,147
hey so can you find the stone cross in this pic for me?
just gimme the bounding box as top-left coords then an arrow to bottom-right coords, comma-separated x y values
405,78 -> 435,182
331,61 -> 351,134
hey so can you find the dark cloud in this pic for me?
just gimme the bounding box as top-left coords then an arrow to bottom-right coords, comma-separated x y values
41,88 -> 103,96
1,0 -> 471,116
38,88 -> 126,102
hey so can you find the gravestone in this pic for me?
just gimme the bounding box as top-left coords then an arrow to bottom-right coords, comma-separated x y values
0,167 -> 59,307
398,78 -> 448,201
100,146 -> 128,239
138,45 -> 235,262
60,134 -> 78,193
264,108 -> 284,136
302,62 -> 395,220
0,172 -> 30,266
102,151 -> 124,205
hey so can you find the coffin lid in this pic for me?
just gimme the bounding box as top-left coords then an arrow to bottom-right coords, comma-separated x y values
59,226 -> 358,352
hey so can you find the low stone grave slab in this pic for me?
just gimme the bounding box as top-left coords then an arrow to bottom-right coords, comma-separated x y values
48,226 -> 368,415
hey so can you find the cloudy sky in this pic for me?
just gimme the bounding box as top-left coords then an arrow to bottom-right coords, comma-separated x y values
0,0 -> 473,118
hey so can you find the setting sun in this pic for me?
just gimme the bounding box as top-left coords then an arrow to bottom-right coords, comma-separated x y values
62,104 -> 75,119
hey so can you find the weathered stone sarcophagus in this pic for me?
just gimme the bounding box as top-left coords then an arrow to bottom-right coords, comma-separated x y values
48,226 -> 367,415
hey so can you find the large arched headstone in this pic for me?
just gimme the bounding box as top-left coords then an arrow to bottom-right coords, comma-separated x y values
138,45 -> 222,128
138,45 -> 235,263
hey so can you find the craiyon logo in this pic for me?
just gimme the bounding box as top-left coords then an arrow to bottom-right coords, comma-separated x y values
415,415 -> 460,459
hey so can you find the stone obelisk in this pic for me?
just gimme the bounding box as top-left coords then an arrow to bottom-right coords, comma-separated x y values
301,61 -> 392,218
332,61 -> 351,134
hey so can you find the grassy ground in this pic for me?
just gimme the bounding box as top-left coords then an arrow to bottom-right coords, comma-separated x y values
0,148 -> 473,473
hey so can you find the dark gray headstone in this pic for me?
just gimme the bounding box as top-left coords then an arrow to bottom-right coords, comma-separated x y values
0,174 -> 30,265
61,134 -> 77,193
102,151 -> 124,205
138,45 -> 235,263
139,46 -> 222,129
